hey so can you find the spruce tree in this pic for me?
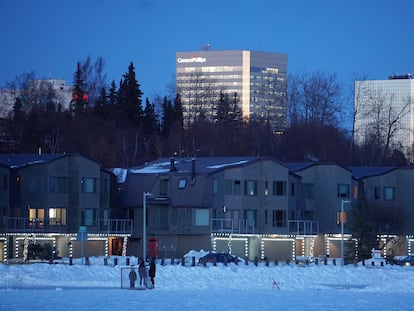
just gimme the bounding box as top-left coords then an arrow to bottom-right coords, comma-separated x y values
117,62 -> 143,125
71,62 -> 89,115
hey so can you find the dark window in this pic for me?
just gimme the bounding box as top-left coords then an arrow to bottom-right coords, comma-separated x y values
384,187 -> 395,201
374,187 -> 381,199
291,183 -> 295,196
81,177 -> 97,193
49,176 -> 67,193
160,178 -> 168,196
273,210 -> 286,227
273,181 -> 286,196
337,184 -> 349,198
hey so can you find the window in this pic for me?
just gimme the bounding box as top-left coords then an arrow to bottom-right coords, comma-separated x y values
81,208 -> 97,226
303,183 -> 314,199
264,181 -> 269,196
149,207 -> 169,228
337,184 -> 350,198
178,178 -> 187,189
224,180 -> 241,195
273,210 -> 286,227
291,183 -> 295,196
234,180 -> 241,194
160,178 -> 169,195
49,176 -> 67,193
195,209 -> 209,226
384,187 -> 395,201
374,187 -> 381,199
213,179 -> 218,194
81,177 -> 97,193
244,180 -> 257,196
49,208 -> 66,225
273,181 -> 286,196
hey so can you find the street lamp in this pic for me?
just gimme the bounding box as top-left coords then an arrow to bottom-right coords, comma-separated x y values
340,199 -> 351,265
143,192 -> 152,261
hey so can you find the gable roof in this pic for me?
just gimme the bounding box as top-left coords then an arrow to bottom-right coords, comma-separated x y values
349,166 -> 397,179
128,157 -> 264,176
0,154 -> 66,169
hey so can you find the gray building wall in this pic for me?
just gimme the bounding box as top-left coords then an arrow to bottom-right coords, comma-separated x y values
293,164 -> 353,233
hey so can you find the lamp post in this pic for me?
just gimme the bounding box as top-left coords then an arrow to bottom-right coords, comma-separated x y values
340,199 -> 351,265
143,192 -> 152,261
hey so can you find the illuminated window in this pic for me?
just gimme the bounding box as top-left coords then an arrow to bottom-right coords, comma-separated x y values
244,180 -> 257,196
49,208 -> 66,225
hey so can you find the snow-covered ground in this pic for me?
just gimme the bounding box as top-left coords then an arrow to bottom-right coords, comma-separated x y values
1,251 -> 413,311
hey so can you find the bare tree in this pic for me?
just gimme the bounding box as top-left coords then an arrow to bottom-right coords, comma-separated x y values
287,71 -> 344,127
176,71 -> 217,127
355,84 -> 411,163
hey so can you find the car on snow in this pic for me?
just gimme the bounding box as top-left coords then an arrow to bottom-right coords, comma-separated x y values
198,252 -> 240,265
389,255 -> 414,266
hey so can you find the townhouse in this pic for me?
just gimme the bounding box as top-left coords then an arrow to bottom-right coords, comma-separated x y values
2,154 -> 414,262
0,153 -> 131,262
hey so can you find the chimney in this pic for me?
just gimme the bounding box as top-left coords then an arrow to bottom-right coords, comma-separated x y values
170,158 -> 176,172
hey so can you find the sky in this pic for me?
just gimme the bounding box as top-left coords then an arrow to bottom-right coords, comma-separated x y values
1,252 -> 414,310
0,0 -> 413,100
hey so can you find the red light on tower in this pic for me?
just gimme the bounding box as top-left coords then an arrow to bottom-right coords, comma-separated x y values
82,94 -> 88,101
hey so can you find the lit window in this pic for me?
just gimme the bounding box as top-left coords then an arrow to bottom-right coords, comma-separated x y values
244,180 -> 257,196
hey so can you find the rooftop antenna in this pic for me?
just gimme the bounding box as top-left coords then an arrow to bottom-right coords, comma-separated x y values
201,43 -> 211,51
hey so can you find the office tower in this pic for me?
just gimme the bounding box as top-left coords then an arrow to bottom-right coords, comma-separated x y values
176,50 -> 287,130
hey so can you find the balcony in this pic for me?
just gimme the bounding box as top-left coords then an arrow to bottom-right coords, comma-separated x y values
288,220 -> 319,235
97,219 -> 133,235
211,218 -> 254,234
4,217 -> 133,235
5,217 -> 63,233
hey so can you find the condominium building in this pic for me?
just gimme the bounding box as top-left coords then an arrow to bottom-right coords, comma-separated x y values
354,74 -> 414,159
176,50 -> 288,130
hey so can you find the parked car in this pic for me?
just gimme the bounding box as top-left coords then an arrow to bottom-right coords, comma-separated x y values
389,255 -> 414,266
198,252 -> 239,265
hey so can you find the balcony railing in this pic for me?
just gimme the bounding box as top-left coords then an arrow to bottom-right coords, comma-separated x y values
4,217 -> 133,235
5,217 -> 63,233
98,219 -> 133,235
288,220 -> 319,235
211,218 -> 254,234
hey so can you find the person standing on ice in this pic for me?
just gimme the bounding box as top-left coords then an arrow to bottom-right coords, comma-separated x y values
138,258 -> 147,287
148,257 -> 156,288
129,268 -> 137,289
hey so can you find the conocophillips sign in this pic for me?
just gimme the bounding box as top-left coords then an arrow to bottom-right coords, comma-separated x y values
177,56 -> 207,63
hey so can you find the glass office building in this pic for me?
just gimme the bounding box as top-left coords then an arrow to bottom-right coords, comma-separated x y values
176,50 -> 288,130
354,74 -> 414,159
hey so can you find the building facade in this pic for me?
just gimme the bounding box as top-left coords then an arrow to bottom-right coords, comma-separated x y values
0,79 -> 72,117
176,50 -> 288,130
354,74 -> 414,160
0,153 -> 131,262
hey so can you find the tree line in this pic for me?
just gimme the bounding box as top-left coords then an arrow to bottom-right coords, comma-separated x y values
0,57 -> 410,168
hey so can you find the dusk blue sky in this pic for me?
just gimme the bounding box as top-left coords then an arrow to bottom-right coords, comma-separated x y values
0,0 -> 413,99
